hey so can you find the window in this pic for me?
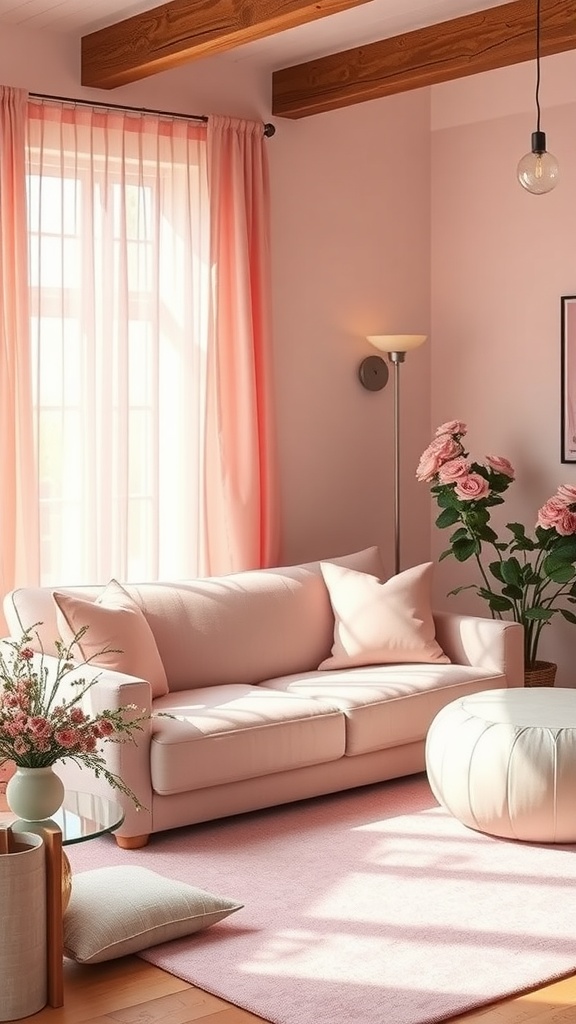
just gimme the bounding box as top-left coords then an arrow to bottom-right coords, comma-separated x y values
26,105 -> 210,584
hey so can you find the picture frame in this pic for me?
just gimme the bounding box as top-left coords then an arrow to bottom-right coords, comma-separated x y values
561,295 -> 576,463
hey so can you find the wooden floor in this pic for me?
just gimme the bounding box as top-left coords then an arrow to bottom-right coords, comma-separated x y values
21,956 -> 576,1024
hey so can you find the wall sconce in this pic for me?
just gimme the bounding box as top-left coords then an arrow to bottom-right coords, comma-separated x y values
358,334 -> 427,575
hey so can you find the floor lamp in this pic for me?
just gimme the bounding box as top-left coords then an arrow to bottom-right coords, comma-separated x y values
358,334 -> 427,576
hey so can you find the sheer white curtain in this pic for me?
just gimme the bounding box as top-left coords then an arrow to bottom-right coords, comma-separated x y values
26,102 -> 210,585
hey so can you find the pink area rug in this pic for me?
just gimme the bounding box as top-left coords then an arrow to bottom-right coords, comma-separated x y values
66,774 -> 576,1024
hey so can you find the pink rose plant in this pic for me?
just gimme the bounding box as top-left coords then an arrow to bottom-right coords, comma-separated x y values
418,421 -> 576,670
0,626 -> 165,808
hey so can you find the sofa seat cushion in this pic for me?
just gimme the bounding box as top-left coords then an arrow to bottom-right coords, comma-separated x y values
150,685 -> 345,795
265,664 -> 506,756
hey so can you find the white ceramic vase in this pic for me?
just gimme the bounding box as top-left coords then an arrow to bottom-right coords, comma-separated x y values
6,765 -> 65,821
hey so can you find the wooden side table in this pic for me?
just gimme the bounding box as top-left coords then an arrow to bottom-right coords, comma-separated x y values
0,790 -> 123,1008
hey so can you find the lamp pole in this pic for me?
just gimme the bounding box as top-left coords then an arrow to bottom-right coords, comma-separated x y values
389,351 -> 404,577
360,334 -> 427,576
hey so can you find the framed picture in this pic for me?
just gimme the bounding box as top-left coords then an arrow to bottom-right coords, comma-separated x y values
561,295 -> 576,462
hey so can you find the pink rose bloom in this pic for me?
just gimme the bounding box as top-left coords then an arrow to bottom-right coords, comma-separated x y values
54,728 -> 80,749
70,707 -> 86,724
454,474 -> 490,501
13,737 -> 29,755
556,485 -> 576,506
485,455 -> 515,480
28,716 -> 52,736
537,497 -> 568,531
98,719 -> 115,737
554,510 -> 576,536
5,721 -> 23,738
538,498 -> 576,535
416,446 -> 441,483
435,420 -> 467,437
429,435 -> 461,464
438,456 -> 470,484
19,647 -> 34,661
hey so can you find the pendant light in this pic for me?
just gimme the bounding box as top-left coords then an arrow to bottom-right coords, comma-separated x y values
517,0 -> 559,194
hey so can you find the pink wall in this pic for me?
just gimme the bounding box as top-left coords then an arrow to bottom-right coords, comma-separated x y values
269,91 -> 432,572
431,51 -> 576,683
0,22 -> 269,119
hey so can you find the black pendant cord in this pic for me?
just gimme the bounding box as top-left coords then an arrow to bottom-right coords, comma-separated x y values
29,92 -> 276,137
535,0 -> 542,134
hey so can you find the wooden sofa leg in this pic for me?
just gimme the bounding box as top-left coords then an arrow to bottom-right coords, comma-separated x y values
115,834 -> 150,850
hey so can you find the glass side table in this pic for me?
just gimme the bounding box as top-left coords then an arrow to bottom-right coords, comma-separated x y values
0,790 -> 124,1009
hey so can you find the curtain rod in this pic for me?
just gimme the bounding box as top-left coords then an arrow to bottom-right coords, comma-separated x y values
29,92 -> 276,137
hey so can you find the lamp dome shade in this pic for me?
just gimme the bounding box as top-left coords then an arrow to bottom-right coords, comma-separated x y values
366,334 -> 427,353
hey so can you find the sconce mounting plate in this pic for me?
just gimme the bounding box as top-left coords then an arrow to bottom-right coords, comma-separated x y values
358,355 -> 389,391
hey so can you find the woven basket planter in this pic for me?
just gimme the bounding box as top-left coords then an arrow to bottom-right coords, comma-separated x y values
524,660 -> 557,688
0,831 -> 47,1020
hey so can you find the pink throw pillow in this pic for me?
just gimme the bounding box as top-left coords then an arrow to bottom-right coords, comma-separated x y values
53,580 -> 169,698
318,561 -> 449,670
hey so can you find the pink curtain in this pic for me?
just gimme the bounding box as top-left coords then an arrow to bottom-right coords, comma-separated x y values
0,98 -> 277,594
205,115 -> 279,574
0,87 -> 39,624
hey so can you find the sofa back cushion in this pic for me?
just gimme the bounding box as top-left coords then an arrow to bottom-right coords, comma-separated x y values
3,547 -> 384,691
126,546 -> 384,691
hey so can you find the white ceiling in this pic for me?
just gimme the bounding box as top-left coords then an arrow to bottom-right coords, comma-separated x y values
0,0 -> 514,70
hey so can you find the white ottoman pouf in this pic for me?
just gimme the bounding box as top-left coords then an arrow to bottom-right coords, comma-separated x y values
425,687 -> 576,843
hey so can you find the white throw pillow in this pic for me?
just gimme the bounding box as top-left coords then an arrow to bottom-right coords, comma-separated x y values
63,865 -> 243,963
318,560 -> 449,669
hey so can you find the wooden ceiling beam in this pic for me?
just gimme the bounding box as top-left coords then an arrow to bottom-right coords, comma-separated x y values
81,0 -> 374,89
272,0 -> 576,118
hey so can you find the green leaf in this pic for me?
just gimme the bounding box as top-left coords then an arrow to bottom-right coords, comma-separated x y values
544,563 -> 576,584
449,527 -> 469,543
467,506 -> 490,530
452,537 -> 478,562
543,548 -> 576,572
435,489 -> 459,509
509,536 -> 535,552
552,536 -> 576,560
524,607 -> 555,621
447,584 -> 479,597
476,525 -> 499,543
502,584 -> 523,600
488,477 -> 511,494
506,522 -> 528,541
500,557 -> 523,587
535,525 -> 558,549
485,594 -> 513,612
489,560 -> 504,582
561,609 -> 576,624
436,507 -> 461,529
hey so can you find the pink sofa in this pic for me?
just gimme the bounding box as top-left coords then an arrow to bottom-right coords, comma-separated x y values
3,547 -> 523,848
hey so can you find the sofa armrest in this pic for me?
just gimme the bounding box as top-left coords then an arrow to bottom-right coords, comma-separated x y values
433,611 -> 524,687
27,654 -> 154,839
